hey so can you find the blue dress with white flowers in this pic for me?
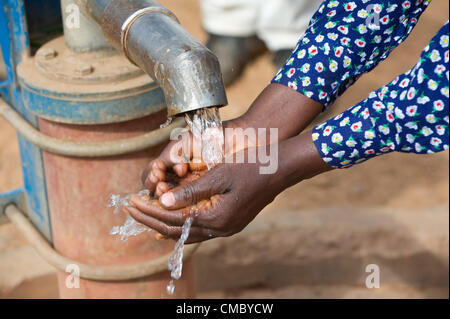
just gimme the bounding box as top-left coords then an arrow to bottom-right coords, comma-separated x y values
272,0 -> 449,168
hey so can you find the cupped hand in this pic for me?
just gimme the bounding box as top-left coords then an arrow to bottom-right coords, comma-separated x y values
141,83 -> 324,200
126,145 -> 282,244
141,117 -> 257,198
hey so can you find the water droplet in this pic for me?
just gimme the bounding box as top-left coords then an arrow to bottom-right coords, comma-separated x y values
160,117 -> 173,129
166,280 -> 175,295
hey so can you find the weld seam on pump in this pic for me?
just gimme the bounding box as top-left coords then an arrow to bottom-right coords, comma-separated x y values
0,98 -> 186,157
5,204 -> 200,281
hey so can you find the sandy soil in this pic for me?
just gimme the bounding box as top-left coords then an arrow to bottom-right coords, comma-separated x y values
158,0 -> 449,213
0,0 -> 448,298
1,1 -> 448,210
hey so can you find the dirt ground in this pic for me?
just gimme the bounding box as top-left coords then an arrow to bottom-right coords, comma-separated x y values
1,1 -> 448,214
158,0 -> 450,213
0,0 -> 448,298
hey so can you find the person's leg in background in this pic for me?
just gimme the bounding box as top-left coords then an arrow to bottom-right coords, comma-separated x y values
201,0 -> 323,86
257,0 -> 324,69
200,0 -> 267,86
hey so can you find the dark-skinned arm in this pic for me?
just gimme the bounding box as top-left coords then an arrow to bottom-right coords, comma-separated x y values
142,84 -> 323,195
126,130 -> 333,243
240,83 -> 323,141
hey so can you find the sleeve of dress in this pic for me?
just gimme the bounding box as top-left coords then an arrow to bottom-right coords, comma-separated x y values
271,0 -> 432,109
311,22 -> 449,169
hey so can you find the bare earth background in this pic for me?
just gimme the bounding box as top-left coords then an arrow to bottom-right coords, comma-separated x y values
0,0 -> 448,298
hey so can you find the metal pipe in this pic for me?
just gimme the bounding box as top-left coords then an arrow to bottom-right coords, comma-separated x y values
0,97 -> 186,157
5,204 -> 200,281
75,0 -> 228,116
61,0 -> 114,52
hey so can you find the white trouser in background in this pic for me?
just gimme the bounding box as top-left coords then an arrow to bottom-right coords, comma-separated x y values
200,0 -> 323,51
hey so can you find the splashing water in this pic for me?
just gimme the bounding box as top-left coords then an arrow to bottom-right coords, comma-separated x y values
164,108 -> 224,295
160,116 -> 173,129
109,107 -> 224,296
184,107 -> 224,170
168,216 -> 194,277
108,190 -> 152,241
108,189 -> 149,212
166,280 -> 175,295
110,214 -> 152,241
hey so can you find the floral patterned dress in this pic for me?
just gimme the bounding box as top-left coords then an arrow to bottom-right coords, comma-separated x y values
272,0 -> 449,168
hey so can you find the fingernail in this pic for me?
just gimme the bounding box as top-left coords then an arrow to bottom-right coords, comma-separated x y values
160,192 -> 175,208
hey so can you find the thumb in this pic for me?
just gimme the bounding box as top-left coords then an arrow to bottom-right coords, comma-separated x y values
159,170 -> 226,209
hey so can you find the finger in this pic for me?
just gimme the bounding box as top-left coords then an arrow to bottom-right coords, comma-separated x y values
151,168 -> 165,181
152,159 -> 166,171
142,159 -> 165,185
161,132 -> 193,167
143,171 -> 161,193
148,132 -> 191,180
144,163 -> 187,192
144,140 -> 187,180
141,167 -> 155,193
126,206 -> 221,241
158,139 -> 181,167
142,161 -> 167,192
155,181 -> 170,198
129,195 -> 225,230
126,206 -> 179,237
189,160 -> 207,172
154,233 -> 168,241
173,163 -> 188,177
159,169 -> 229,210
183,229 -> 220,244
129,196 -> 187,226
145,169 -> 165,189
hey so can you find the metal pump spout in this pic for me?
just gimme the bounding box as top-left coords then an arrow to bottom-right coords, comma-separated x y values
74,0 -> 228,116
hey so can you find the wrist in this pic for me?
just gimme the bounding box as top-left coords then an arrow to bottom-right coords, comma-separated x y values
270,130 -> 333,192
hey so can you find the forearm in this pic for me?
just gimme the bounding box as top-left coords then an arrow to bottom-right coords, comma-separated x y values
232,0 -> 432,142
310,22 -> 449,169
235,83 -> 323,141
271,130 -> 333,192
272,0 -> 432,109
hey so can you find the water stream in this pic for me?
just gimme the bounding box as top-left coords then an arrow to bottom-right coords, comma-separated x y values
166,214 -> 194,295
184,107 -> 224,170
108,107 -> 224,296
166,107 -> 224,295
